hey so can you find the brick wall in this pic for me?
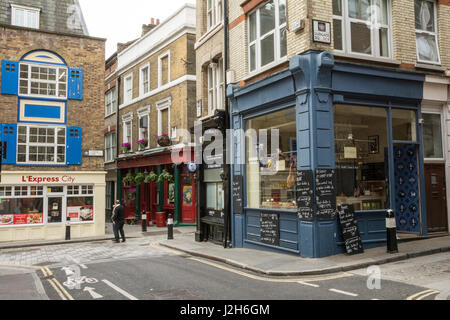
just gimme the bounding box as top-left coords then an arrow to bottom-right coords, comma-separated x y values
0,25 -> 105,171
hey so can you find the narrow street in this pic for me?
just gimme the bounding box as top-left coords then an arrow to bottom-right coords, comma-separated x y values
1,235 -> 448,302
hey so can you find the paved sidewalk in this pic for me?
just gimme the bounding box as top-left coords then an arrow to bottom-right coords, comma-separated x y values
0,223 -> 195,250
159,234 -> 450,276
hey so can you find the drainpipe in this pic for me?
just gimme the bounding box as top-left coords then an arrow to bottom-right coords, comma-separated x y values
116,76 -> 122,203
223,0 -> 231,248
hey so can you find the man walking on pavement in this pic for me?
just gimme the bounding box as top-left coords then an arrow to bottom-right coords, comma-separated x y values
111,200 -> 126,243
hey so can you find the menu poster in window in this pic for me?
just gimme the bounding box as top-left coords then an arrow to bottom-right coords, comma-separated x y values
0,213 -> 43,226
66,205 -> 93,222
260,213 -> 279,246
296,170 -> 314,220
232,175 -> 243,214
337,204 -> 364,255
315,169 -> 337,220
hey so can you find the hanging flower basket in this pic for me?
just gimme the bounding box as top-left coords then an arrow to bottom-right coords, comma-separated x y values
157,134 -> 171,147
134,172 -> 146,185
137,138 -> 148,150
123,172 -> 135,186
144,171 -> 158,183
122,142 -> 131,153
157,169 -> 174,184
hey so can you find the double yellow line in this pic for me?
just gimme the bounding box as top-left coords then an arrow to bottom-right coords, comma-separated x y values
0,264 -> 74,300
406,289 -> 440,300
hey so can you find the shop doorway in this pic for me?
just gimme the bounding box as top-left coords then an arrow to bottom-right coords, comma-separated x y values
425,164 -> 448,232
47,197 -> 63,224
180,174 -> 196,223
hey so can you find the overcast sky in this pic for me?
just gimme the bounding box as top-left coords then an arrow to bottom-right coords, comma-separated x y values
78,0 -> 196,59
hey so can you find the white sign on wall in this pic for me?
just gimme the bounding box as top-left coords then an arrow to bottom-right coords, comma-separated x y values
312,20 -> 331,44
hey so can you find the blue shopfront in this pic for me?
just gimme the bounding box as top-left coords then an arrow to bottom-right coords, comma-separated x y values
227,50 -> 427,258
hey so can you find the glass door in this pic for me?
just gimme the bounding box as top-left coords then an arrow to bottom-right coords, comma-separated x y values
46,186 -> 65,224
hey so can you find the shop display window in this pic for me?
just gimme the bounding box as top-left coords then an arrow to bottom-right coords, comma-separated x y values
246,107 -> 297,210
334,105 -> 388,211
67,196 -> 94,222
0,197 -> 44,226
423,113 -> 443,159
204,168 -> 224,210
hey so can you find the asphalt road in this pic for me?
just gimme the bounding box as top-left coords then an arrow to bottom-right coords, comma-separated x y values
0,238 -> 447,307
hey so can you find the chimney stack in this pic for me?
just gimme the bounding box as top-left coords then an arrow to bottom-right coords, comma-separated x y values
151,18 -> 155,25
156,19 -> 160,25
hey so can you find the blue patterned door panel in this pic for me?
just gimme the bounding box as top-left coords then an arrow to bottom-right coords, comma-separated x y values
394,144 -> 421,233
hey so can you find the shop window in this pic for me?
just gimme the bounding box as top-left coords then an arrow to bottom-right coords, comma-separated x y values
333,0 -> 391,58
245,107 -> 297,210
17,125 -> 66,165
415,0 -> 440,64
248,0 -> 287,73
423,113 -> 443,158
334,105 -> 388,211
204,169 -> 224,210
67,196 -> 94,222
392,109 -> 417,142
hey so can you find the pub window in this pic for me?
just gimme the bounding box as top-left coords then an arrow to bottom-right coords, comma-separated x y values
334,105 -> 388,211
246,107 -> 297,210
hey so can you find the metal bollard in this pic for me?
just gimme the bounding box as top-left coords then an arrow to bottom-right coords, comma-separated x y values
167,213 -> 174,240
141,210 -> 147,232
65,216 -> 71,240
386,209 -> 398,253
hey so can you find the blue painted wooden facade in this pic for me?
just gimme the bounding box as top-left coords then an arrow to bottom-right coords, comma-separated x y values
228,50 -> 426,258
0,50 -> 83,166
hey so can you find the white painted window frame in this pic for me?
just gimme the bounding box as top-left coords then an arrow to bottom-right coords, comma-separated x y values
415,0 -> 441,65
123,73 -> 133,104
105,87 -> 117,117
158,51 -> 171,87
156,97 -> 171,139
19,63 -> 67,99
207,59 -> 224,115
422,109 -> 445,161
332,0 -> 393,59
139,63 -> 150,96
122,112 -> 134,149
137,106 -> 151,150
247,0 -> 287,73
16,124 -> 66,165
11,4 -> 40,29
105,131 -> 116,162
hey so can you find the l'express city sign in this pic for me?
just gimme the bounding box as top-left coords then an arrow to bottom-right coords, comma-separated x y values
21,175 -> 76,184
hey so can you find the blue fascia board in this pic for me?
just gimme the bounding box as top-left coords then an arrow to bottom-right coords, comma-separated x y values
333,62 -> 425,83
232,69 -> 292,98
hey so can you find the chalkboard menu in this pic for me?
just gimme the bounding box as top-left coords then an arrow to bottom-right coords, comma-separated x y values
315,169 -> 336,220
260,213 -> 279,246
337,204 -> 364,255
296,170 -> 314,220
232,175 -> 243,214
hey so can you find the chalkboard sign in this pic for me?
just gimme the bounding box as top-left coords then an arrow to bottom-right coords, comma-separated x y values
296,170 -> 314,220
232,175 -> 243,214
315,169 -> 336,220
337,204 -> 364,255
260,213 -> 279,246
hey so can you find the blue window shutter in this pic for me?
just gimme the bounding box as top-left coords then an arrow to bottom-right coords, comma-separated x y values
1,123 -> 17,164
1,60 -> 19,95
68,68 -> 83,100
66,127 -> 82,165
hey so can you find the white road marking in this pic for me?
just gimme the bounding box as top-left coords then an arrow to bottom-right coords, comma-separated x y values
102,279 -> 138,300
298,281 -> 320,288
329,288 -> 359,297
84,286 -> 103,299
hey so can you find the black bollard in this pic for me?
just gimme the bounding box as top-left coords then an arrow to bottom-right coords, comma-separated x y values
65,216 -> 71,240
141,210 -> 147,232
386,209 -> 398,253
167,213 -> 174,240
